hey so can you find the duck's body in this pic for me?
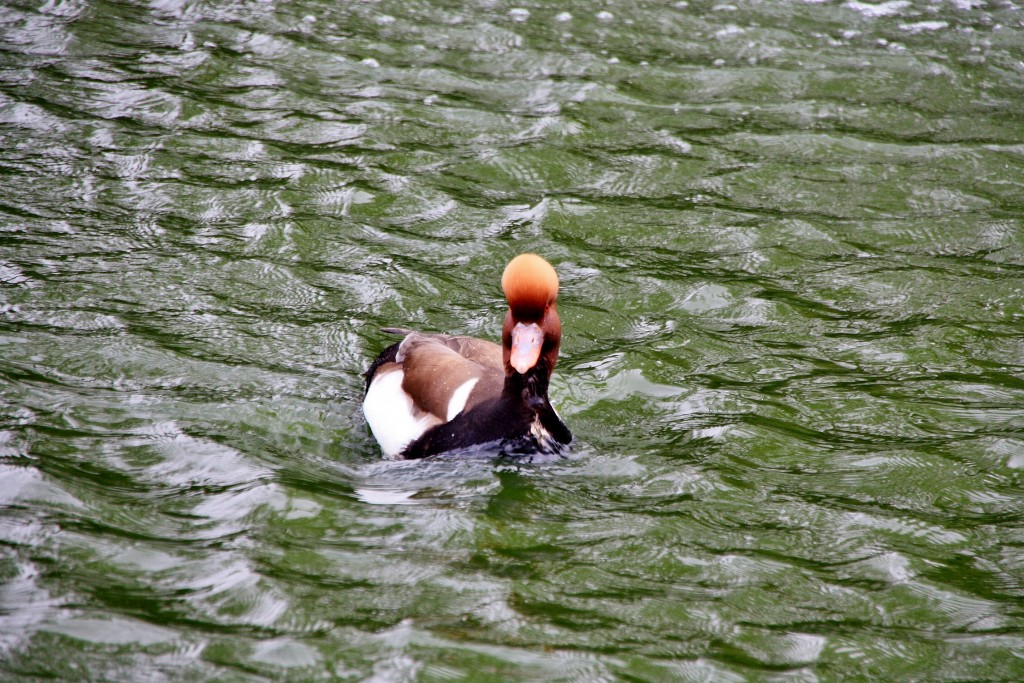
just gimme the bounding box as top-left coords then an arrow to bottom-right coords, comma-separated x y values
363,254 -> 572,459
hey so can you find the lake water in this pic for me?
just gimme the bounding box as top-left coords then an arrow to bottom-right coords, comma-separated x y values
2,0 -> 1024,680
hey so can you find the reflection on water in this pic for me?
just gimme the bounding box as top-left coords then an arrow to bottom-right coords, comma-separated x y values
354,488 -> 418,506
2,0 -> 1024,679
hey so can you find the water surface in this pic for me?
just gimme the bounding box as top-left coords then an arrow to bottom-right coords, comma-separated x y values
2,0 -> 1024,680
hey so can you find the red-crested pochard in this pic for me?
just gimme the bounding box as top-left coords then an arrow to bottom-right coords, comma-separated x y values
363,254 -> 572,459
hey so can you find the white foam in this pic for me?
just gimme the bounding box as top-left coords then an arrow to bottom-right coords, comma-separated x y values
844,1 -> 909,18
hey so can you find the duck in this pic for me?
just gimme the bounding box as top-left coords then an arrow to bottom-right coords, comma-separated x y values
363,253 -> 572,459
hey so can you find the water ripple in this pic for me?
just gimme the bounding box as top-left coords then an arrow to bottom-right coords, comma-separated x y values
2,0 -> 1023,679
0,561 -> 64,656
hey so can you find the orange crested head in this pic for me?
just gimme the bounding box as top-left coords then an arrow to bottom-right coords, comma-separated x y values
501,253 -> 559,321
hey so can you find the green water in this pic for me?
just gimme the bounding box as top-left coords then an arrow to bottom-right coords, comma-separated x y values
2,0 -> 1024,680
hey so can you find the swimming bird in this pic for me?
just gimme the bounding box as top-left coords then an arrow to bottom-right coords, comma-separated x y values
363,254 -> 572,459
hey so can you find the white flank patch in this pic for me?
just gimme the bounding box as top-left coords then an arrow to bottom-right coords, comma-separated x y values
363,371 -> 439,457
446,378 -> 479,421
